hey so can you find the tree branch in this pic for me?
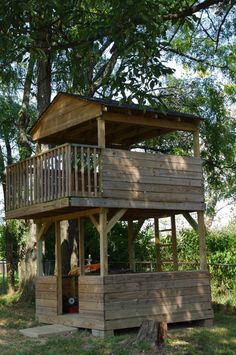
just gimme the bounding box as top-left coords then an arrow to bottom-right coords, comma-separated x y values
163,0 -> 225,20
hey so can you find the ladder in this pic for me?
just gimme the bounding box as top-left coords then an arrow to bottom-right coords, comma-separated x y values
154,215 -> 178,272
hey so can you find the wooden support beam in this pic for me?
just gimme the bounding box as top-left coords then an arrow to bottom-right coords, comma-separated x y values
193,130 -> 200,158
103,111 -> 199,132
34,208 -> 101,224
89,214 -> 100,233
36,224 -> 43,276
154,218 -> 162,272
99,208 -> 108,276
171,215 -> 178,271
78,217 -> 85,276
97,117 -> 106,147
183,212 -> 198,232
55,221 -> 62,314
128,220 -> 135,272
197,211 -> 208,271
106,209 -> 127,234
37,222 -> 52,241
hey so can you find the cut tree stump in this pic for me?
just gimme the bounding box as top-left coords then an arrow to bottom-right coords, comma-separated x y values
136,320 -> 167,347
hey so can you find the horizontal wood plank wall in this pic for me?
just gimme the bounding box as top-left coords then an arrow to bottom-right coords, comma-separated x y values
35,276 -> 57,318
103,271 -> 213,330
102,149 -> 204,208
79,276 -> 105,330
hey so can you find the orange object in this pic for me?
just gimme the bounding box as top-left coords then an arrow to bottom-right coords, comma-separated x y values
85,263 -> 100,272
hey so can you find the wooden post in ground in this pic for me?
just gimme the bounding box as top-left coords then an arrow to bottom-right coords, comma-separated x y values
78,217 -> 85,276
36,224 -> 43,276
154,218 -> 162,272
171,215 -> 178,271
55,221 -> 62,314
99,208 -> 108,276
128,220 -> 135,272
197,211 -> 208,270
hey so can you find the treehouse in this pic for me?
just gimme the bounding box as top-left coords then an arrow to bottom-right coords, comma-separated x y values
5,92 -> 213,336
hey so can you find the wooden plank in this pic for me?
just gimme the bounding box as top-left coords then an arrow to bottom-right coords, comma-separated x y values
97,117 -> 106,147
103,271 -> 209,284
35,208 -> 101,224
105,310 -> 213,330
105,301 -> 212,320
78,217 -> 85,276
102,148 -> 202,165
36,291 -> 57,299
103,181 -> 203,194
171,215 -> 178,271
105,285 -> 211,302
81,146 -> 85,196
102,190 -> 204,203
36,299 -> 57,308
154,218 -> 162,272
32,99 -> 102,141
55,221 -> 62,314
106,209 -> 127,234
183,212 -> 198,232
198,211 -> 208,270
103,112 -> 199,132
99,208 -> 108,276
193,130 -> 200,158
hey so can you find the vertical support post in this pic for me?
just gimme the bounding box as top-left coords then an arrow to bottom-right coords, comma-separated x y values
193,129 -> 200,158
99,208 -> 108,276
197,211 -> 208,270
36,224 -> 43,276
55,221 -> 62,314
97,117 -> 106,148
171,215 -> 178,271
154,218 -> 162,272
128,220 -> 135,272
78,217 -> 85,276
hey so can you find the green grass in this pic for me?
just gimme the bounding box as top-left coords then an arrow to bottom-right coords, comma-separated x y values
0,294 -> 236,355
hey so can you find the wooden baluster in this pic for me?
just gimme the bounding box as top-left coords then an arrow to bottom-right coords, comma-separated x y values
93,148 -> 97,197
74,145 -> 78,195
87,147 -> 91,195
29,159 -> 33,205
58,148 -> 61,198
68,145 -> 72,196
6,167 -> 9,210
50,151 -> 54,201
55,148 -> 59,199
81,146 -> 85,196
62,147 -> 65,197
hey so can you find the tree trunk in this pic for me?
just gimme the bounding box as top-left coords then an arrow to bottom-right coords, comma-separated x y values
136,320 -> 167,348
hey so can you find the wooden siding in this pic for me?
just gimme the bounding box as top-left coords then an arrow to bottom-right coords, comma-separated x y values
102,149 -> 204,207
35,276 -> 57,317
103,271 -> 213,330
37,272 -> 212,331
31,95 -> 102,142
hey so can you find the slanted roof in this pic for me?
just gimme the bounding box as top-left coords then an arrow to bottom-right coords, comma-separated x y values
30,92 -> 202,147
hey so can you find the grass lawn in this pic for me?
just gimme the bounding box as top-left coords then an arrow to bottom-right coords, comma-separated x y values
0,294 -> 236,355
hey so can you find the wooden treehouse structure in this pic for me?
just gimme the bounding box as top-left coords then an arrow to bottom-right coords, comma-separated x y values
6,93 -> 213,336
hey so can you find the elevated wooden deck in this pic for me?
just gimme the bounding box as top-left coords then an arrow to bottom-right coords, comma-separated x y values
6,144 -> 204,219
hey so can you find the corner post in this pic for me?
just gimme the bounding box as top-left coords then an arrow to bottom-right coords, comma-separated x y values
128,220 -> 135,272
78,217 -> 85,276
99,208 -> 108,276
171,215 -> 178,271
197,211 -> 208,270
55,221 -> 62,314
193,129 -> 200,158
154,218 -> 162,272
36,224 -> 43,276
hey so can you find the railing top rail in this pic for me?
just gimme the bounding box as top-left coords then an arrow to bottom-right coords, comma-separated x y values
6,143 -> 100,169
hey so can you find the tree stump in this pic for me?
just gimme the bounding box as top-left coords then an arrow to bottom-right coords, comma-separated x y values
136,320 -> 167,347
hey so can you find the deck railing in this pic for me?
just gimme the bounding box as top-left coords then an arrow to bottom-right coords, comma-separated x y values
6,144 -> 101,211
